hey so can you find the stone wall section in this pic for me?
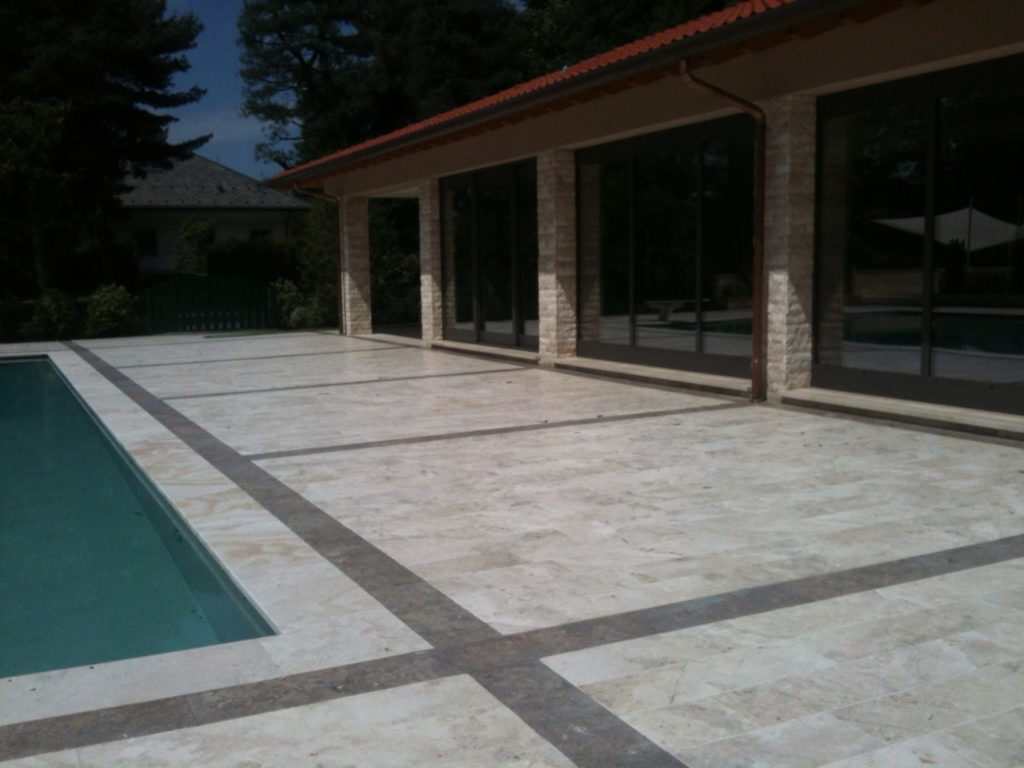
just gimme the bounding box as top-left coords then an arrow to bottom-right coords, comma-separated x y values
763,94 -> 816,397
340,196 -> 372,336
537,150 -> 578,362
418,179 -> 444,342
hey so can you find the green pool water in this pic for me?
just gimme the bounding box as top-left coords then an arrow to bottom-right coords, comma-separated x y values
0,358 -> 272,678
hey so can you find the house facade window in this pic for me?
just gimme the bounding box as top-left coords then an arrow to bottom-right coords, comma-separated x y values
134,230 -> 158,260
440,159 -> 538,349
576,114 -> 754,375
815,54 -> 1024,414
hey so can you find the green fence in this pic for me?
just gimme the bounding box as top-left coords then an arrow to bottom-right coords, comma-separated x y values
143,274 -> 277,333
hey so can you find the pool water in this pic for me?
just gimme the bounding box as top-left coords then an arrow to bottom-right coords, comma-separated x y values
0,358 -> 271,678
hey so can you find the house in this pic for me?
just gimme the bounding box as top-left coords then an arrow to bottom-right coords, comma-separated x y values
116,154 -> 309,274
270,0 -> 1024,417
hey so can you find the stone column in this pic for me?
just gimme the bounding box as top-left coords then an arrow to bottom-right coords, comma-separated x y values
418,179 -> 443,342
763,94 -> 816,397
340,196 -> 372,336
537,150 -> 577,362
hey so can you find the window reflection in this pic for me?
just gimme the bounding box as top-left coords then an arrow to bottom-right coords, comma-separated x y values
932,90 -> 1024,382
818,103 -> 927,375
577,116 -> 754,374
815,56 -> 1024,410
440,161 -> 538,348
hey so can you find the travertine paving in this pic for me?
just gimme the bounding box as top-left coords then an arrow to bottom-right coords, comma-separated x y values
2,331 -> 1023,767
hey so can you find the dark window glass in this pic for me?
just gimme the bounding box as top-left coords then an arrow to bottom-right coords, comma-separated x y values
702,138 -> 753,356
634,147 -> 698,352
517,162 -> 539,339
931,89 -> 1024,382
817,103 -> 927,375
134,230 -> 157,259
440,161 -> 537,348
578,157 -> 631,347
442,180 -> 475,333
815,54 -> 1024,413
577,116 -> 754,373
478,167 -> 513,332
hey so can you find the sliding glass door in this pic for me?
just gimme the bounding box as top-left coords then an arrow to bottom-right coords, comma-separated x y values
441,160 -> 538,349
577,115 -> 754,374
815,55 -> 1024,414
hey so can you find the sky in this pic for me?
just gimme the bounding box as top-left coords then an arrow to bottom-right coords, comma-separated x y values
164,0 -> 280,180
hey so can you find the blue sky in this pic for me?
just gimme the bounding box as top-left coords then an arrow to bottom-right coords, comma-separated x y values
165,0 -> 280,180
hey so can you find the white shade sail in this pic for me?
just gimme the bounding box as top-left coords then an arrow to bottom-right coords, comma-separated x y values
874,206 -> 1023,252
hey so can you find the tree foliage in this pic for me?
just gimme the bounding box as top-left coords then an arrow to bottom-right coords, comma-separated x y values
240,0 -> 744,169
521,0 -> 737,72
0,0 -> 208,295
239,0 -> 526,168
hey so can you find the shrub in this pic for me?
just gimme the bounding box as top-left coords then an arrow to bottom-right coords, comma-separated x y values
272,278 -> 303,328
84,283 -> 138,337
175,216 -> 214,274
272,278 -> 336,329
20,290 -> 80,340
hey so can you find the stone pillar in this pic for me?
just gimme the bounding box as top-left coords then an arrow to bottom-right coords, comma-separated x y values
340,196 -> 372,336
418,179 -> 443,342
537,150 -> 577,362
763,94 -> 816,397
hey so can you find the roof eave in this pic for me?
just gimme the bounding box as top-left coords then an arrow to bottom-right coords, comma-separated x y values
271,0 -> 885,189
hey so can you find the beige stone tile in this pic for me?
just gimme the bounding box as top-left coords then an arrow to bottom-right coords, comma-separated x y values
678,712 -> 885,768
939,707 -> 1024,767
626,699 -> 760,752
817,737 -> 986,768
10,677 -> 575,768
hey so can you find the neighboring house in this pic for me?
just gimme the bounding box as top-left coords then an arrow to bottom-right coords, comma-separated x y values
272,0 -> 1024,418
116,154 -> 309,274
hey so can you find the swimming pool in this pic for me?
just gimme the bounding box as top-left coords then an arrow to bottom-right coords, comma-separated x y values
0,357 -> 272,678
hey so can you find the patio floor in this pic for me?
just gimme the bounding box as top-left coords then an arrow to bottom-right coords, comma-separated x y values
2,331 -> 1023,767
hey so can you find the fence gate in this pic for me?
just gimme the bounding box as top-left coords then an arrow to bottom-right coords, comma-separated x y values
143,274 -> 277,333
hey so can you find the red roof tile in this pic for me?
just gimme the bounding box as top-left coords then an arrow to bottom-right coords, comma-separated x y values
274,0 -> 797,183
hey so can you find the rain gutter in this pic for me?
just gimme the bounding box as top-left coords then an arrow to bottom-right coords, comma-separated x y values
679,59 -> 767,402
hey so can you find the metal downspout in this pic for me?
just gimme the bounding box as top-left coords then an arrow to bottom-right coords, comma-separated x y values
679,60 -> 767,402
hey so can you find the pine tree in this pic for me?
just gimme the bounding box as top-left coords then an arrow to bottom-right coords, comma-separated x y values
0,0 -> 207,293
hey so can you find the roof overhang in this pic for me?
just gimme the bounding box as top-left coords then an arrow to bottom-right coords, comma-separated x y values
271,0 -> 931,191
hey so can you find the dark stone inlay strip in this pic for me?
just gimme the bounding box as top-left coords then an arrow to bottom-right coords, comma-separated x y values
116,345 -> 408,369
476,662 -> 686,768
246,402 -> 747,461
17,342 -> 1019,767
449,532 -> 1024,671
54,341 -> 688,768
65,342 -> 499,649
162,366 -> 526,400
0,650 -> 452,761
8,528 -> 1024,761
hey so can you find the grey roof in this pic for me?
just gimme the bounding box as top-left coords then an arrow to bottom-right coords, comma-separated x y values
121,155 -> 309,210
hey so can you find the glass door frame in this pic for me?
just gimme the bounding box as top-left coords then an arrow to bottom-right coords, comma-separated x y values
440,160 -> 538,350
